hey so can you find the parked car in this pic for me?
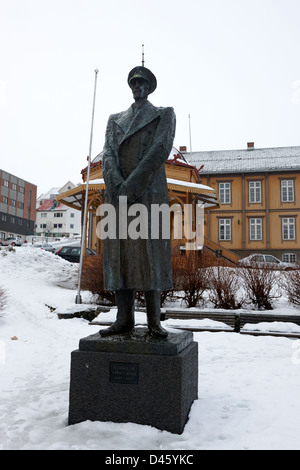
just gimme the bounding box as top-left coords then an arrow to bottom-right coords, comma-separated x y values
238,253 -> 298,271
33,243 -> 56,253
56,246 -> 96,263
2,237 -> 23,247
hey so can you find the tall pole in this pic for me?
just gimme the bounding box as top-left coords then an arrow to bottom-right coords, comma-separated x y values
75,69 -> 99,304
188,114 -> 192,152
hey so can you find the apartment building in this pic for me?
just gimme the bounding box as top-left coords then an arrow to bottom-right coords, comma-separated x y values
35,182 -> 81,238
0,169 -> 37,241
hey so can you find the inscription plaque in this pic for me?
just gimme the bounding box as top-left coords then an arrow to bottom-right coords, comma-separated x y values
110,362 -> 139,384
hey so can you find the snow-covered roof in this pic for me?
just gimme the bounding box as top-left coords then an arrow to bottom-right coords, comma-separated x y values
37,199 -> 68,211
57,177 -> 219,209
184,146 -> 300,175
37,187 -> 60,201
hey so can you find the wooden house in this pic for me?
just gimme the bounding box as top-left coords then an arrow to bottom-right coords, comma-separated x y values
185,143 -> 300,263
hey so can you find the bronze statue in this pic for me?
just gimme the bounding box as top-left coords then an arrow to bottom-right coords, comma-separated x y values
100,66 -> 176,338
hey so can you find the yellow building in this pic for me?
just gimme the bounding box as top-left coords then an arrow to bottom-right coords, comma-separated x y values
185,143 -> 300,264
56,147 -> 222,259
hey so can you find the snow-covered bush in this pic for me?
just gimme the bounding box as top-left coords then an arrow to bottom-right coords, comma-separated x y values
0,285 -> 6,314
281,269 -> 300,307
81,255 -> 115,305
239,264 -> 281,310
207,266 -> 245,309
171,253 -> 210,307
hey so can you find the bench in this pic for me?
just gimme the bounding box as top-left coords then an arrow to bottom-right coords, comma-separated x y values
238,312 -> 300,338
162,309 -> 237,332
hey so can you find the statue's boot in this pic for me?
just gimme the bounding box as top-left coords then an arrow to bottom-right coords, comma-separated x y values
100,289 -> 135,336
145,290 -> 168,338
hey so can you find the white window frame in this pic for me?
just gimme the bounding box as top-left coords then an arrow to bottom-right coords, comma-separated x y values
281,180 -> 294,203
219,218 -> 231,241
282,253 -> 297,263
219,182 -> 231,205
282,217 -> 296,240
249,218 -> 262,240
249,181 -> 261,204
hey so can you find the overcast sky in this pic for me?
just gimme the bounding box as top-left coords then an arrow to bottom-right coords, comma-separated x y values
1,0 -> 300,196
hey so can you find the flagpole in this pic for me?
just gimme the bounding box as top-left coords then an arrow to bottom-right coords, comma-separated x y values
75,69 -> 99,304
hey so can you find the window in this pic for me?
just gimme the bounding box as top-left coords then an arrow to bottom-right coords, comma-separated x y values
219,182 -> 231,204
41,213 -> 47,218
12,183 -> 17,190
219,218 -> 231,240
3,180 -> 9,187
2,196 -> 8,204
0,233 -> 5,240
70,224 -> 74,229
281,180 -> 294,202
54,212 -> 63,218
70,213 -> 75,218
40,224 -> 46,229
19,202 -> 24,209
1,214 -> 6,221
19,186 -> 25,194
249,218 -> 262,240
282,253 -> 297,263
282,217 -> 295,240
10,199 -> 16,207
10,217 -> 15,224
249,181 -> 261,203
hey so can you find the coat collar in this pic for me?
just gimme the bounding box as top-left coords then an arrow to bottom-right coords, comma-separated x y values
114,101 -> 160,142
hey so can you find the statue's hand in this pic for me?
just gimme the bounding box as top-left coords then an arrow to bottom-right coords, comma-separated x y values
117,182 -> 136,205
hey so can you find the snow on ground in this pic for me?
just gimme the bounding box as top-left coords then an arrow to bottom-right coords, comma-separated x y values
0,247 -> 300,450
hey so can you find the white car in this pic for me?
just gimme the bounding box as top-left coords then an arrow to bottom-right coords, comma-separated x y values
238,253 -> 298,271
33,243 -> 55,253
2,237 -> 23,247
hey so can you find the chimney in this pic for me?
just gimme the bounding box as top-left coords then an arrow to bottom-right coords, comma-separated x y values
247,142 -> 255,150
179,146 -> 187,152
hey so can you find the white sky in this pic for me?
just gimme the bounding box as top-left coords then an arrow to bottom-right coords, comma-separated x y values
1,0 -> 300,196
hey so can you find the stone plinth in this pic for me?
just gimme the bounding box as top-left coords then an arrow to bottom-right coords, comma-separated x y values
68,327 -> 198,434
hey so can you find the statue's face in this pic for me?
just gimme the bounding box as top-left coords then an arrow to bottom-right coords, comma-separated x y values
130,77 -> 150,101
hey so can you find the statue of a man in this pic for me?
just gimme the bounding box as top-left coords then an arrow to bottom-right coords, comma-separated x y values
100,66 -> 176,338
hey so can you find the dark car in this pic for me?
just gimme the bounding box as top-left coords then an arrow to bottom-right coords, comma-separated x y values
56,246 -> 96,263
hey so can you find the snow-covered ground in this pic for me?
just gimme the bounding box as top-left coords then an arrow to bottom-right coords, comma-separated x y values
0,247 -> 300,450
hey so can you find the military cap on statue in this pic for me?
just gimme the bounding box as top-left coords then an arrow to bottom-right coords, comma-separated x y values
128,66 -> 157,95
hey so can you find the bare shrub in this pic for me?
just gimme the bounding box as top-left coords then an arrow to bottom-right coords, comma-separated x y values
207,267 -> 245,309
239,264 -> 281,310
0,285 -> 7,314
171,253 -> 209,308
281,269 -> 300,307
81,255 -> 115,305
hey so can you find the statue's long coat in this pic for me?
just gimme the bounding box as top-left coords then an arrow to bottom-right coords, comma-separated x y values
101,100 -> 176,291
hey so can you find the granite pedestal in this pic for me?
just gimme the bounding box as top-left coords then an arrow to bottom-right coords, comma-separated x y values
68,327 -> 198,434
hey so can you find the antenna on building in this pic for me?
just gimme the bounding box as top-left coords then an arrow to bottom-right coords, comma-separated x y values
142,44 -> 145,67
188,114 -> 193,152
75,68 -> 99,304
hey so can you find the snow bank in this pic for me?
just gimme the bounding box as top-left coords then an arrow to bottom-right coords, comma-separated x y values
242,321 -> 300,334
